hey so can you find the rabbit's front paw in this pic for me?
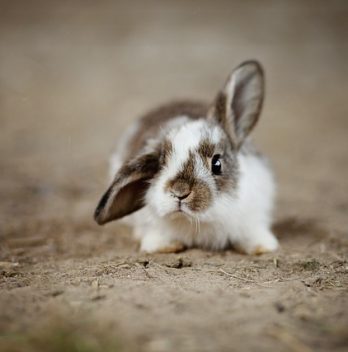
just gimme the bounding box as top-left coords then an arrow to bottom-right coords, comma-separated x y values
140,231 -> 185,254
235,229 -> 279,255
152,242 -> 186,254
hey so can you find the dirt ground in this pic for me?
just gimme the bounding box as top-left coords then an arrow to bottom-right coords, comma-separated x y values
1,1 -> 348,351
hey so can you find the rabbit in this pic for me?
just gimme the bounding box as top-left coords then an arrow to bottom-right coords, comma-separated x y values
94,60 -> 279,254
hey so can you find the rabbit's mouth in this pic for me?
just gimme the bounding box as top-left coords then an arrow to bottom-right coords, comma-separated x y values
166,206 -> 192,221
165,196 -> 208,219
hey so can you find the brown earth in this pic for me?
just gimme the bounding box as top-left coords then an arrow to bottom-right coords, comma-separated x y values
0,1 -> 347,351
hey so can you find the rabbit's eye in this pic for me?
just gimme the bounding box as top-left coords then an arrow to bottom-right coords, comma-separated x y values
211,154 -> 222,175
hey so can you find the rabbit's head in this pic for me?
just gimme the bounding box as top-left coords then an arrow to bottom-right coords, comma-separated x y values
95,61 -> 264,224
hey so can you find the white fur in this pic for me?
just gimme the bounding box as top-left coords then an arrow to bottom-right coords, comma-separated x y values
147,120 -> 221,218
110,117 -> 278,254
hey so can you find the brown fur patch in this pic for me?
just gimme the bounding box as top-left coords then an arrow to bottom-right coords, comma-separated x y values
197,139 -> 215,165
165,139 -> 239,210
160,139 -> 173,166
166,154 -> 212,212
166,153 -> 196,191
125,101 -> 208,161
214,152 -> 239,192
163,139 -> 173,156
214,91 -> 227,126
197,137 -> 239,194
189,180 -> 212,212
170,181 -> 191,198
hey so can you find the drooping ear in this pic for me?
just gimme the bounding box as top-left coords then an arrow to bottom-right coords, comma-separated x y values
94,151 -> 160,225
208,60 -> 264,148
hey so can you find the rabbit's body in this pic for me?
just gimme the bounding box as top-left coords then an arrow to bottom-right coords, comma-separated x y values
95,61 -> 279,254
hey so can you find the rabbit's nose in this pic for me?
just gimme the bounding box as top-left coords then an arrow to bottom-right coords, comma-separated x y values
172,190 -> 191,200
170,182 -> 191,200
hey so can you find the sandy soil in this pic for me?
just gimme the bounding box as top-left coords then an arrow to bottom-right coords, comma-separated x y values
1,1 -> 348,351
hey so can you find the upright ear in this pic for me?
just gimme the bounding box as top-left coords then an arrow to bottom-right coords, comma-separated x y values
94,151 -> 160,225
208,60 -> 264,148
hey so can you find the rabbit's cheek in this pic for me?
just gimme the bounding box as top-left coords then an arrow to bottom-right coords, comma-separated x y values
186,180 -> 212,212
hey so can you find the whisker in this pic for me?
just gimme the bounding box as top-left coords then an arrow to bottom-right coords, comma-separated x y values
192,215 -> 201,236
188,215 -> 193,232
196,216 -> 201,235
193,216 -> 196,235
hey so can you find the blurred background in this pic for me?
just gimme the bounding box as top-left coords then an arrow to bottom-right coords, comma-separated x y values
0,1 -> 347,351
1,0 -> 348,228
